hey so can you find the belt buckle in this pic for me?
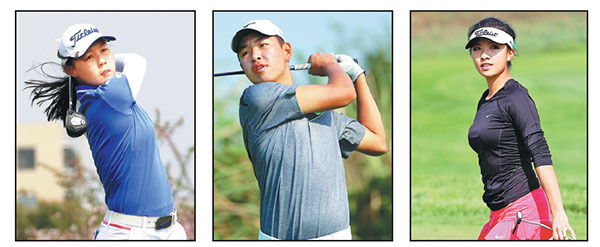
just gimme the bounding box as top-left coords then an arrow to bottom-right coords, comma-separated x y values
155,215 -> 174,230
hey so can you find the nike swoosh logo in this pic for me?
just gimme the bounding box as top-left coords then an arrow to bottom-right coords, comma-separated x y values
495,234 -> 504,239
485,114 -> 493,118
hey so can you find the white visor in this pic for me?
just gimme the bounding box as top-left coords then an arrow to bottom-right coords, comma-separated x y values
465,27 -> 515,50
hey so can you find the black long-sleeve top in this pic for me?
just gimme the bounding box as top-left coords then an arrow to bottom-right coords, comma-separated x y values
468,79 -> 553,211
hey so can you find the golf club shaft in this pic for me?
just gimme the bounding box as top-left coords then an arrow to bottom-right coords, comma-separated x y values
521,219 -> 574,240
213,58 -> 358,77
68,75 -> 73,109
521,219 -> 552,230
213,64 -> 303,77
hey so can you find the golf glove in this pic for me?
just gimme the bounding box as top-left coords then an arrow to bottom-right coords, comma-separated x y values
334,54 -> 364,83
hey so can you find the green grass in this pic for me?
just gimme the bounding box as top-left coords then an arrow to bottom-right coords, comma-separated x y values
411,12 -> 587,240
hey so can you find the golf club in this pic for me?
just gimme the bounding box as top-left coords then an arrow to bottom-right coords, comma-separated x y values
214,58 -> 358,77
512,211 -> 574,240
65,75 -> 88,138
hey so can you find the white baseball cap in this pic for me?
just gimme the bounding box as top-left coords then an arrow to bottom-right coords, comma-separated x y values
57,24 -> 116,64
465,27 -> 516,50
231,20 -> 286,53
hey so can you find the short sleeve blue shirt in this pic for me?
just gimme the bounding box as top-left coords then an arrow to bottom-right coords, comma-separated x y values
239,82 -> 365,239
76,74 -> 173,217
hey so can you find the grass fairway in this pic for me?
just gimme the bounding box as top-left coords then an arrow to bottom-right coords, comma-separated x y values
411,12 -> 587,240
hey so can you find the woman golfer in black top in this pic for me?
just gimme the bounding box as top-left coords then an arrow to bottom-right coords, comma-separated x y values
466,17 -> 575,240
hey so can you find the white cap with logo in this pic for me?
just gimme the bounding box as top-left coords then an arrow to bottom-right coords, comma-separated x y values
465,27 -> 515,50
231,20 -> 286,53
57,24 -> 116,64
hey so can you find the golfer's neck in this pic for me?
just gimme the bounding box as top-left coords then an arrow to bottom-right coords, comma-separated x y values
276,69 -> 294,85
485,70 -> 511,99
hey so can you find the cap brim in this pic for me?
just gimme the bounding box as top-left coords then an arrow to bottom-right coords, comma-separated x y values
231,29 -> 255,53
78,36 -> 117,58
465,38 -> 482,49
231,28 -> 284,53
465,37 -> 512,49
101,36 -> 116,42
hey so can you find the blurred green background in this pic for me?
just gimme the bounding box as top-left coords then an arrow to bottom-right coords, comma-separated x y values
411,12 -> 587,240
213,12 -> 392,240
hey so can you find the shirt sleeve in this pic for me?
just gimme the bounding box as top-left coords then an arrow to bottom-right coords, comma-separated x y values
98,74 -> 135,114
332,111 -> 366,159
505,88 -> 553,167
239,82 -> 304,136
114,53 -> 147,100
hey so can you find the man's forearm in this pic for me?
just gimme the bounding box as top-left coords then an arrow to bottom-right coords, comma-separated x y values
355,74 -> 386,138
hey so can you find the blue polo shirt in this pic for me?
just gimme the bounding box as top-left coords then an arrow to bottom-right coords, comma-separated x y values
468,79 -> 552,211
76,73 -> 174,217
239,82 -> 365,240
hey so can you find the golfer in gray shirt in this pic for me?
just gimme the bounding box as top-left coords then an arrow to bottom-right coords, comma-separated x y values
233,20 -> 388,240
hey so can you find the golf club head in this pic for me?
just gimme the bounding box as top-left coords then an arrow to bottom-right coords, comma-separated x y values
512,211 -> 523,234
65,109 -> 87,137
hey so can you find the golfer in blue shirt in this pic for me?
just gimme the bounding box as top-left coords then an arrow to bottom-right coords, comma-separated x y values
25,24 -> 187,240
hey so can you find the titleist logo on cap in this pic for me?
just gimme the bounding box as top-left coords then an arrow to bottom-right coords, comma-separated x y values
70,27 -> 99,48
474,29 -> 498,37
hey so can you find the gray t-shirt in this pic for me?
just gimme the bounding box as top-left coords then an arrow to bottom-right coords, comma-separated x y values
239,82 -> 365,240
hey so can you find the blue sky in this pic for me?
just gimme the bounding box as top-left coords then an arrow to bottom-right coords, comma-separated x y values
214,11 -> 392,96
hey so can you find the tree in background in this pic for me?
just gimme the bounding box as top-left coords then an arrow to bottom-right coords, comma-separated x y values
16,110 -> 195,240
213,20 -> 392,240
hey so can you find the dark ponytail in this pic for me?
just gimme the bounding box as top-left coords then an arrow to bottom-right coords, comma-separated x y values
24,60 -> 76,124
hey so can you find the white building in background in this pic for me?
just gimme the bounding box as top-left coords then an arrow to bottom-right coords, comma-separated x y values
16,123 -> 86,205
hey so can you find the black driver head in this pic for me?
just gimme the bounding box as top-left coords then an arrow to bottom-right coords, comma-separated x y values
65,109 -> 87,137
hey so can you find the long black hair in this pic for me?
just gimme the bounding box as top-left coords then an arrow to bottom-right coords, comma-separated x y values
467,17 -> 517,68
24,59 -> 76,124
